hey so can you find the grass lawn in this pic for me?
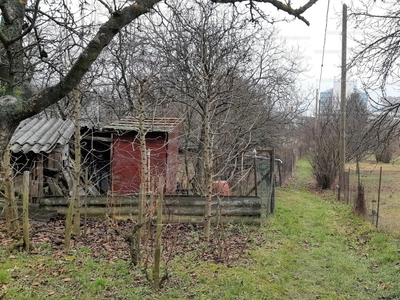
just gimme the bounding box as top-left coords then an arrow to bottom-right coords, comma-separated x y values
1,158 -> 400,299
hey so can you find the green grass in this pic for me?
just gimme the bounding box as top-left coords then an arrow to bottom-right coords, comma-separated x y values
1,158 -> 400,299
293,157 -> 314,184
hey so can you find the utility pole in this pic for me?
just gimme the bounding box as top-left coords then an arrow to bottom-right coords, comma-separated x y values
315,89 -> 319,128
339,4 -> 347,201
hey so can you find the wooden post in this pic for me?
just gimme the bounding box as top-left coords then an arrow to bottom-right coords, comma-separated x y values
344,169 -> 350,204
153,177 -> 164,291
37,154 -> 44,200
253,150 -> 258,197
278,161 -> 282,187
339,4 -> 347,202
376,166 -> 382,228
240,152 -> 244,196
270,148 -> 275,214
22,171 -> 30,252
315,88 -> 319,127
83,168 -> 88,237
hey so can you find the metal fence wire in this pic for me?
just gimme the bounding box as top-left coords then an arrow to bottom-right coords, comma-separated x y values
341,166 -> 400,233
229,150 -> 276,218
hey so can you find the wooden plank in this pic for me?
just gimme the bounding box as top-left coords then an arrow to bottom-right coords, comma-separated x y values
30,180 -> 39,197
39,195 -> 262,220
47,178 -> 64,196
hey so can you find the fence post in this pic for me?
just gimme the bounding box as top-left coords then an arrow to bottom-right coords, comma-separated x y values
22,171 -> 30,252
376,166 -> 382,228
253,150 -> 258,197
270,148 -> 275,214
344,169 -> 350,204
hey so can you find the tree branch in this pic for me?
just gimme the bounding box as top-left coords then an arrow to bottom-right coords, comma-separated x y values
7,0 -> 41,46
98,0 -> 114,15
10,0 -> 161,122
211,0 -> 319,26
0,0 -> 12,24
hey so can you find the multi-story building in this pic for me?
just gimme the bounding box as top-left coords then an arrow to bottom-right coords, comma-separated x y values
319,79 -> 367,113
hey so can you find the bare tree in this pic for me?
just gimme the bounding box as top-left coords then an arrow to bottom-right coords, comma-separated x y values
146,0 -> 307,237
0,0 -> 162,159
348,1 -> 400,150
0,0 -> 319,234
306,91 -> 371,190
0,0 -> 319,159
346,92 -> 371,163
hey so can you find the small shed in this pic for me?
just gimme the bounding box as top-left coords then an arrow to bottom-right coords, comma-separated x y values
103,117 -> 181,195
10,118 -> 75,200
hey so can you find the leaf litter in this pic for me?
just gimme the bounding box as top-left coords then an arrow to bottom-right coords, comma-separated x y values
0,217 -> 260,264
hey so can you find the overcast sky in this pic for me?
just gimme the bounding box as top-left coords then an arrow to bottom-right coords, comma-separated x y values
277,0 -> 399,99
278,1 -> 345,94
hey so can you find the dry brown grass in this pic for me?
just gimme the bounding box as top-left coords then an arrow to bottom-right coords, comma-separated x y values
347,155 -> 400,234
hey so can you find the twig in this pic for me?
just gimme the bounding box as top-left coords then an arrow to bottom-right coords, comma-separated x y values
236,229 -> 253,260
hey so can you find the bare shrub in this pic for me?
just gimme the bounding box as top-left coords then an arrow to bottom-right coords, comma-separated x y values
353,182 -> 367,217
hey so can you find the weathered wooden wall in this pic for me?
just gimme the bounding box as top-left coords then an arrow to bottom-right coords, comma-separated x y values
38,195 -> 262,224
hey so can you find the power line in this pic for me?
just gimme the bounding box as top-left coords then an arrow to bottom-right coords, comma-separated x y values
318,0 -> 331,94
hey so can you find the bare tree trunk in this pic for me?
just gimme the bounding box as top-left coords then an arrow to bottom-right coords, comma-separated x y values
153,177 -> 164,291
64,199 -> 74,251
194,127 -> 206,194
136,80 -> 148,266
72,90 -> 81,236
3,143 -> 19,235
0,122 -> 19,166
64,90 -> 81,250
203,97 -> 213,240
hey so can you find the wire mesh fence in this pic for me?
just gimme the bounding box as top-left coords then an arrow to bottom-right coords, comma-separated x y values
228,150 -> 274,219
345,164 -> 400,233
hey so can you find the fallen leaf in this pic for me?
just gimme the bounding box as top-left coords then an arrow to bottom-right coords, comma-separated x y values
62,278 -> 71,282
48,291 -> 56,296
1,285 -> 6,290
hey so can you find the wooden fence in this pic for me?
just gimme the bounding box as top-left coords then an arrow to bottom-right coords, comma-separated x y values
38,195 -> 263,224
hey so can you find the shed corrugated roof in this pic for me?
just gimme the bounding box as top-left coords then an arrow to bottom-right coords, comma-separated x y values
103,117 -> 181,133
10,118 -> 75,154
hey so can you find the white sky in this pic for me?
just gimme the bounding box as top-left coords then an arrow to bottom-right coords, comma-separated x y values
277,0 -> 399,98
278,1 -> 346,94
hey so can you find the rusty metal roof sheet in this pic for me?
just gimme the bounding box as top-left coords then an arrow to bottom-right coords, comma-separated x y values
10,118 -> 75,154
103,117 -> 181,133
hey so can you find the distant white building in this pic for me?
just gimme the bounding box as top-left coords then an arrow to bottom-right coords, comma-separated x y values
319,79 -> 367,112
